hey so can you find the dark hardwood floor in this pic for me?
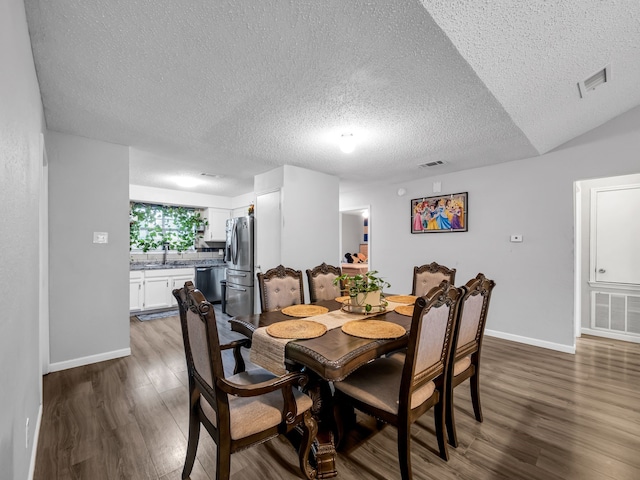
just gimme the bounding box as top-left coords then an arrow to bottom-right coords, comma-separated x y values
34,309 -> 640,479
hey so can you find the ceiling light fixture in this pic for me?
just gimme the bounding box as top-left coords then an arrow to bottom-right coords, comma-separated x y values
175,177 -> 200,188
339,133 -> 355,153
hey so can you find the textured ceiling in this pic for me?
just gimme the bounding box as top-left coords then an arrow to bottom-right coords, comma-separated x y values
25,0 -> 640,196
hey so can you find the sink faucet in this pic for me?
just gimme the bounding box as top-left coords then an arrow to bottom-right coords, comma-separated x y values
163,242 -> 169,264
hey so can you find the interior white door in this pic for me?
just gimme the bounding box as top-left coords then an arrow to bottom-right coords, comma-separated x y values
593,186 -> 640,285
256,190 -> 281,273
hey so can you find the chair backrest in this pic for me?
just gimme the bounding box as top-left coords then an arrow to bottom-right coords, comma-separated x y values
411,262 -> 457,297
306,263 -> 342,303
454,273 -> 496,361
400,282 -> 463,410
173,282 -> 226,410
257,265 -> 305,312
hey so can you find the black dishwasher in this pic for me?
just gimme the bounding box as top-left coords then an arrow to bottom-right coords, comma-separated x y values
195,265 -> 226,303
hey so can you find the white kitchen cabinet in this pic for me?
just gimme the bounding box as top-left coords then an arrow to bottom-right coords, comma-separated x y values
170,268 -> 196,306
144,274 -> 172,310
129,271 -> 144,311
204,208 -> 230,242
130,267 -> 196,311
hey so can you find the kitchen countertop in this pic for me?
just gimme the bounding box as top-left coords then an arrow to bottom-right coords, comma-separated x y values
130,260 -> 226,271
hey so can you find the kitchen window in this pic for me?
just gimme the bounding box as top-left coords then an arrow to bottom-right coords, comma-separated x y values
130,202 -> 206,252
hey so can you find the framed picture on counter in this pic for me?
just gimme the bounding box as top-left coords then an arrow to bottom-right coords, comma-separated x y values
411,192 -> 468,234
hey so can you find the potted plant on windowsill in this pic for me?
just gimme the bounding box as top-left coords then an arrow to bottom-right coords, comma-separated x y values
334,270 -> 391,313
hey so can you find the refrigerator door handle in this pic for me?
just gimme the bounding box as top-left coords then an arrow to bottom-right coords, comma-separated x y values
228,284 -> 247,292
230,220 -> 237,265
227,273 -> 247,277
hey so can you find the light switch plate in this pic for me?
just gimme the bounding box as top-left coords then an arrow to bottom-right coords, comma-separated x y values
93,232 -> 108,244
510,234 -> 523,243
433,181 -> 442,193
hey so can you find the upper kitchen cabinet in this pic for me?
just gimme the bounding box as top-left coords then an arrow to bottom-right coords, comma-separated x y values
203,208 -> 230,242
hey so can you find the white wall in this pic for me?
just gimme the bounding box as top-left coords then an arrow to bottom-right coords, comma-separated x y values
130,183 -> 232,209
281,165 -> 340,273
47,131 -> 130,370
340,105 -> 640,352
341,214 -> 363,258
0,0 -> 46,477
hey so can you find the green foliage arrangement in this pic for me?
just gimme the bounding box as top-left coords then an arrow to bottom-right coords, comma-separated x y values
129,203 -> 208,252
334,270 -> 391,312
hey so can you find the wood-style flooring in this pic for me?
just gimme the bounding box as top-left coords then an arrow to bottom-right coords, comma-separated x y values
34,309 -> 640,479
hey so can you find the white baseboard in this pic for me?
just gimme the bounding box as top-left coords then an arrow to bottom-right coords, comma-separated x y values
28,403 -> 43,480
581,328 -> 640,344
48,348 -> 131,373
485,329 -> 576,354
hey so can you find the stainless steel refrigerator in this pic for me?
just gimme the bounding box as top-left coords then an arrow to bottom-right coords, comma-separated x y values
225,216 -> 254,316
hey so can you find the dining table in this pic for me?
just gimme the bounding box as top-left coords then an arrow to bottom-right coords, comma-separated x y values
229,297 -> 415,479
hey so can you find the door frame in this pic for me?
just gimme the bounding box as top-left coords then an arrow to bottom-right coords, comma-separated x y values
339,204 -> 371,269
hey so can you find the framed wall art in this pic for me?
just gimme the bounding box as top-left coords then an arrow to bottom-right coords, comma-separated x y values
411,192 -> 468,234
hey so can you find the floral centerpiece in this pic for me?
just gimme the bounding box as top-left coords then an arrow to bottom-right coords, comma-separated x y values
334,270 -> 391,313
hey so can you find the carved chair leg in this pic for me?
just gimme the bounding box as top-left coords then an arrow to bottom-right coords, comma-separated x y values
397,424 -> 412,480
470,373 -> 483,422
445,385 -> 459,448
216,443 -> 232,480
434,400 -> 449,461
298,411 -> 319,480
182,410 -> 201,479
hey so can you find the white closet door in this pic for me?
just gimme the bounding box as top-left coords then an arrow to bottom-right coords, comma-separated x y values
255,190 -> 282,273
593,186 -> 640,285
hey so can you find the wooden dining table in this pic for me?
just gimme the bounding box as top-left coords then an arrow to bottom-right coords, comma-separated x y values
229,298 -> 413,479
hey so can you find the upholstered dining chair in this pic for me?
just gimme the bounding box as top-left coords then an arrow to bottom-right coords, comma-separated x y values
173,282 -> 317,480
445,273 -> 496,448
411,262 -> 457,297
306,262 -> 342,303
334,282 -> 464,479
257,264 -> 305,313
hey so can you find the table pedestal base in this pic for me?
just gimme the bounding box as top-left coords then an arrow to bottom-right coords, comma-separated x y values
312,431 -> 337,479
305,371 -> 338,478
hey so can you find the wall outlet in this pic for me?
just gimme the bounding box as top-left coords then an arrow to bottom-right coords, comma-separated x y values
25,417 -> 29,449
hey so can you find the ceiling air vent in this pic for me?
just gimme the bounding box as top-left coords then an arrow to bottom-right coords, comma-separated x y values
578,64 -> 611,98
419,160 -> 445,168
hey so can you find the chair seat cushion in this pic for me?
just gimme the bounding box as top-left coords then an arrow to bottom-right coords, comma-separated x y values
453,356 -> 472,377
200,367 -> 313,440
334,356 -> 435,415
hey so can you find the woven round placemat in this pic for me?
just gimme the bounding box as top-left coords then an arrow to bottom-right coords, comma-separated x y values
281,304 -> 329,317
335,296 -> 350,303
385,295 -> 418,305
266,320 -> 327,339
341,320 -> 406,339
394,305 -> 415,317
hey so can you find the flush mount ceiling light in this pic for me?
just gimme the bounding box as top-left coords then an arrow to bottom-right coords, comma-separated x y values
175,177 -> 200,188
339,133 -> 355,153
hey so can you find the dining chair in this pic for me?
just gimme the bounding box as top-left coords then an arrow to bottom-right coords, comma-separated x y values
411,262 -> 457,297
257,264 -> 305,312
334,282 -> 464,479
445,273 -> 496,448
306,262 -> 342,303
173,282 -> 317,480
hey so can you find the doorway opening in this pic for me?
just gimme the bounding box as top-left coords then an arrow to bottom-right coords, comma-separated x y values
340,206 -> 370,274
